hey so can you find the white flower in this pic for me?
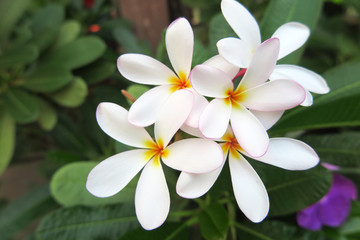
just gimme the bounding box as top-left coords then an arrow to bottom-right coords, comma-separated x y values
176,127 -> 320,223
217,0 -> 329,106
117,17 -> 207,128
86,90 -> 223,230
190,38 -> 305,157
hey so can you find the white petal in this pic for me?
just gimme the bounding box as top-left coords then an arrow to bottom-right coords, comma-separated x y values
166,18 -> 193,78
128,85 -> 172,127
301,90 -> 313,107
251,110 -> 284,130
239,38 -> 280,90
190,64 -> 233,98
162,138 -> 223,173
96,102 -> 153,148
180,124 -> 204,138
229,151 -> 269,223
86,149 -> 149,198
176,163 -> 224,199
242,79 -> 306,111
203,54 -> 240,79
199,98 -> 231,139
135,159 -> 170,230
271,22 -> 310,60
231,106 -> 269,158
254,138 -> 319,170
155,89 -> 194,147
117,54 -> 176,85
184,90 -> 208,128
217,38 -> 253,68
270,64 -> 330,94
221,0 -> 261,49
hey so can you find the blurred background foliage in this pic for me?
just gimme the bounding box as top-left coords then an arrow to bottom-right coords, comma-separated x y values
0,0 -> 359,239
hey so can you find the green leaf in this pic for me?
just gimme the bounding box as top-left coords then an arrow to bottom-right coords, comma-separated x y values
50,77 -> 88,107
300,132 -> 360,168
53,20 -> 81,49
1,88 -> 40,124
340,217 -> 360,237
0,109 -> 15,175
199,203 -> 229,240
0,185 -> 56,240
0,44 -> 39,69
270,62 -> 360,134
260,0 -> 323,64
35,204 -> 139,240
37,99 -> 57,131
77,60 -> 116,85
192,37 -> 211,67
113,27 -> 145,54
0,0 -> 30,41
43,36 -> 106,70
23,64 -> 73,93
30,4 -> 64,51
253,163 -> 332,216
50,162 -> 137,207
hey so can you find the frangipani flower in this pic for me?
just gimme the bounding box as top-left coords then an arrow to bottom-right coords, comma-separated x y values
86,90 -> 223,230
177,127 -> 320,223
217,0 -> 329,106
297,174 -> 357,231
191,38 -> 306,157
117,17 -> 207,128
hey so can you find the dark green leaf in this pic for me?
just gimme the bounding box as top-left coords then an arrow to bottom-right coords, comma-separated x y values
252,163 -> 332,216
0,0 -> 30,41
0,185 -> 56,240
192,37 -> 211,67
1,88 -> 40,124
199,203 -> 229,240
77,60 -> 116,85
0,108 -> 15,175
113,27 -> 144,54
43,36 -> 106,70
50,77 -> 88,107
23,64 -> 73,93
35,204 -> 139,240
50,162 -> 137,207
0,45 -> 39,69
53,20 -> 81,49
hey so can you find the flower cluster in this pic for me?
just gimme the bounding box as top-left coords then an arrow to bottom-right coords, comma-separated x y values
86,0 -> 329,230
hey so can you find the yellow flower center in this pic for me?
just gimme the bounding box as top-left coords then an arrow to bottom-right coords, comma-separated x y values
224,87 -> 247,108
222,132 -> 243,157
168,71 -> 191,93
144,139 -> 169,167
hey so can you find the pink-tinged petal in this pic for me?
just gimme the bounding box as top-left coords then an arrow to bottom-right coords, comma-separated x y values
180,124 -> 204,138
117,54 -> 176,85
176,163 -> 224,199
128,85 -> 172,127
96,102 -> 153,148
270,64 -> 330,94
217,38 -> 253,68
242,79 -> 306,111
190,64 -> 233,98
155,89 -> 194,147
86,149 -> 149,198
203,54 -> 240,79
301,90 -> 313,107
162,138 -> 223,173
166,18 -> 193,78
229,151 -> 269,222
239,38 -> 280,90
271,22 -> 310,60
251,110 -> 284,130
135,159 -> 169,230
254,138 -> 319,170
231,106 -> 269,157
199,98 -> 231,139
184,90 -> 208,128
221,0 -> 261,49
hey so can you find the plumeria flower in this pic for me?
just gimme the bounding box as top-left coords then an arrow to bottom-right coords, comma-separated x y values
117,17 -> 207,128
86,90 -> 223,230
191,38 -> 306,157
177,126 -> 320,223
297,174 -> 357,231
218,0 -> 330,106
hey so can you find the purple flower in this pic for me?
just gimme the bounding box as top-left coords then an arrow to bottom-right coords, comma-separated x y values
297,174 -> 357,231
